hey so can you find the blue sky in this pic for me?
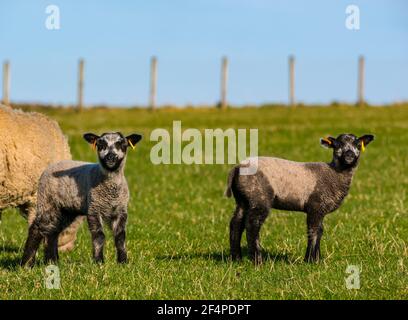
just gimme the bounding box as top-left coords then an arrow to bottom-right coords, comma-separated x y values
0,0 -> 407,106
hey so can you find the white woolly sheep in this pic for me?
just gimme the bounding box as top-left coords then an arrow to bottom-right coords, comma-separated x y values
0,104 -> 82,251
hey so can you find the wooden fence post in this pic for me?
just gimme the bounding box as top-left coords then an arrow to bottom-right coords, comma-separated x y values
358,55 -> 365,106
149,56 -> 157,110
220,56 -> 228,109
2,61 -> 10,105
289,55 -> 295,107
77,59 -> 84,111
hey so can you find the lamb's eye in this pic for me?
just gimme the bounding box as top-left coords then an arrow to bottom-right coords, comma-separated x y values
97,141 -> 107,150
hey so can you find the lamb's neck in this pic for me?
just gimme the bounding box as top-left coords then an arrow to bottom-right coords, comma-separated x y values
328,161 -> 357,191
98,164 -> 126,183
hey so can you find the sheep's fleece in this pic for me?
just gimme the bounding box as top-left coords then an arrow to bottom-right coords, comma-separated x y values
0,104 -> 82,251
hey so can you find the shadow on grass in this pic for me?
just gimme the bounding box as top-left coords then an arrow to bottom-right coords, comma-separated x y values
0,244 -> 22,270
0,244 -> 21,253
0,256 -> 21,271
156,248 -> 298,265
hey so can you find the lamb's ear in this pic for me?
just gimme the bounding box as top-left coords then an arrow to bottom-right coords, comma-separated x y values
83,133 -> 100,144
320,136 -> 336,149
358,134 -> 374,148
126,134 -> 142,149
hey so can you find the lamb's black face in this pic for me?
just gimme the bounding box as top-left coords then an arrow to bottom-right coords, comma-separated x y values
83,132 -> 142,172
96,133 -> 128,171
320,133 -> 374,169
333,134 -> 361,167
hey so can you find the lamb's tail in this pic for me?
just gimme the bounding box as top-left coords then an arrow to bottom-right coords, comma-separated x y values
224,166 -> 238,198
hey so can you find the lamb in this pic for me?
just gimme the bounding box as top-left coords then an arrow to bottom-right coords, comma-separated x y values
225,133 -> 374,264
21,132 -> 142,267
0,104 -> 82,251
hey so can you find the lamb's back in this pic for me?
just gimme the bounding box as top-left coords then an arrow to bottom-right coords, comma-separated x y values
255,157 -> 324,211
38,160 -> 97,213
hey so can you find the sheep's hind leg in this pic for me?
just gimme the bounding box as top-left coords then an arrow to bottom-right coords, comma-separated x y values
246,207 -> 269,265
44,233 -> 59,264
229,205 -> 246,261
21,223 -> 44,267
304,213 -> 324,263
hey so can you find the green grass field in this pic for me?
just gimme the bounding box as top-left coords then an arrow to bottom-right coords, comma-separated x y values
1,105 -> 408,299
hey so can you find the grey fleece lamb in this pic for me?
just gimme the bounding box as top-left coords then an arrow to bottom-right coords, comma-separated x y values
226,133 -> 374,264
21,132 -> 142,267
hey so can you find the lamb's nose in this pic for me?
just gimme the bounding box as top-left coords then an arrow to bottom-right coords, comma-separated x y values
106,153 -> 117,161
345,150 -> 354,158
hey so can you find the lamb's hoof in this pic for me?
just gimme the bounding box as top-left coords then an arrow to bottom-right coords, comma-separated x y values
117,259 -> 128,264
251,255 -> 263,266
20,259 -> 34,269
231,254 -> 242,262
304,255 -> 321,264
94,257 -> 104,264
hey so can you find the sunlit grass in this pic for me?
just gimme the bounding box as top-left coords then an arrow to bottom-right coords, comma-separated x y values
1,105 -> 408,299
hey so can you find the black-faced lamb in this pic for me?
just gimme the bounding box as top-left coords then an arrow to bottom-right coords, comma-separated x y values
21,132 -> 142,267
225,133 -> 374,264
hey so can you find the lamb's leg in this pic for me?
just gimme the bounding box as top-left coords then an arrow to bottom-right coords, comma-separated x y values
245,207 -> 269,265
112,212 -> 128,264
44,233 -> 59,264
313,223 -> 324,261
21,224 -> 43,267
229,205 -> 246,261
87,214 -> 105,263
304,213 -> 324,263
